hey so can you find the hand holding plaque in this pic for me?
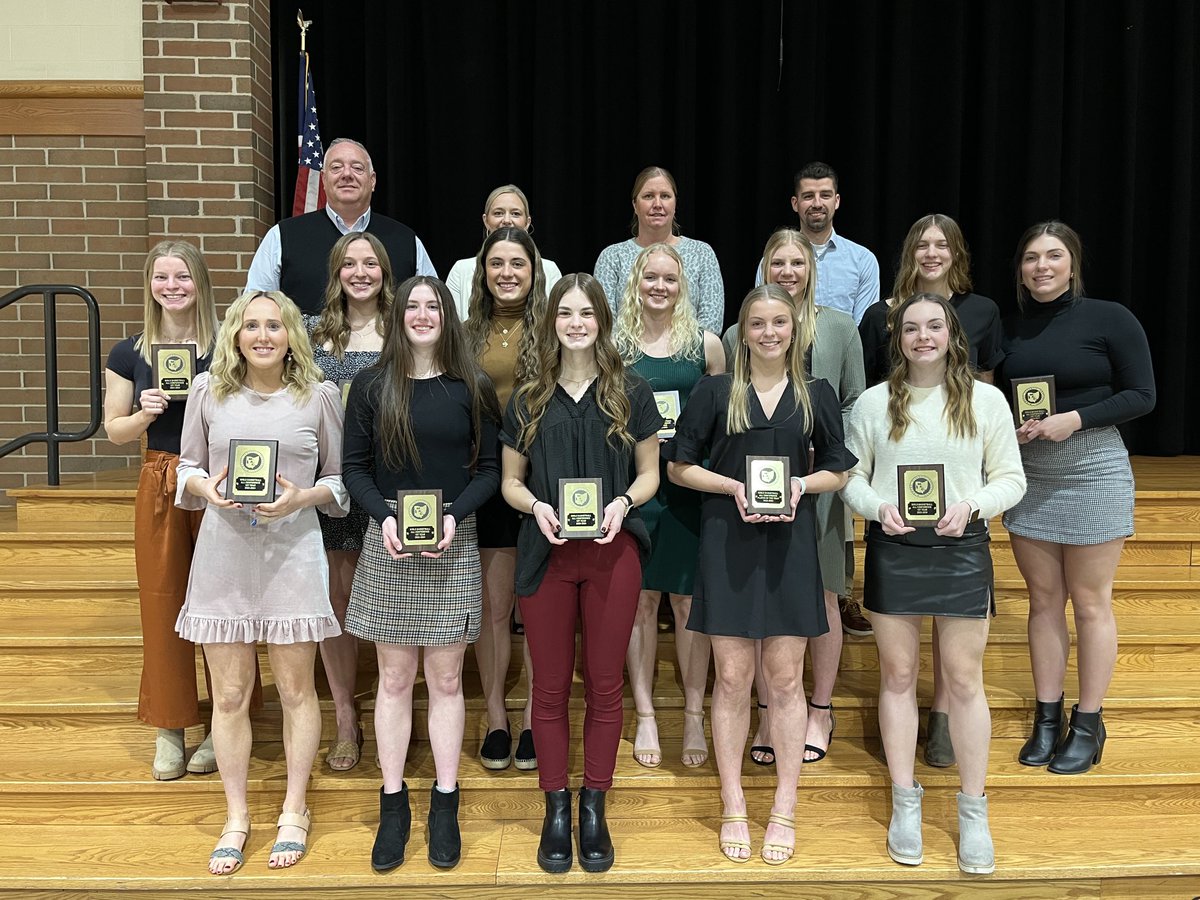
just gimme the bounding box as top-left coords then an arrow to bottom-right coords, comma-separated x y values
151,343 -> 197,399
1011,375 -> 1056,426
745,455 -> 790,517
654,390 -> 681,440
897,464 -> 946,527
558,477 -> 605,539
225,439 -> 279,504
396,489 -> 444,553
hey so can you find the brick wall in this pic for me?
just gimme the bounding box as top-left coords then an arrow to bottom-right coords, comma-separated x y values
143,0 -> 274,301
0,0 -> 273,503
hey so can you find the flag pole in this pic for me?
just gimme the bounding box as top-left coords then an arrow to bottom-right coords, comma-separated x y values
297,9 -> 311,53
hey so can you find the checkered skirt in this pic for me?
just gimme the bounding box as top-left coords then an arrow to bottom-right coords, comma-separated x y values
345,503 -> 482,645
1002,425 -> 1134,545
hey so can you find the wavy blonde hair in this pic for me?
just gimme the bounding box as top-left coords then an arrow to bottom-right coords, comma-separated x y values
208,291 -> 324,403
885,292 -> 977,442
613,242 -> 702,364
135,240 -> 219,363
513,274 -> 634,451
727,284 -> 813,435
309,231 -> 394,361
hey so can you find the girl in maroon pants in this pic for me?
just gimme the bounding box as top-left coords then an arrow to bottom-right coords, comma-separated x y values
500,274 -> 661,874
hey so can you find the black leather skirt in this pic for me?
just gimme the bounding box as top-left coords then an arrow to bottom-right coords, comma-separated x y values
863,520 -> 993,619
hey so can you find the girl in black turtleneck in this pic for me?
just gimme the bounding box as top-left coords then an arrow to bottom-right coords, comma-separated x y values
1000,221 -> 1155,776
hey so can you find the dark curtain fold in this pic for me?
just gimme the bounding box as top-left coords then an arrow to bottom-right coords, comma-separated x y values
271,0 -> 1198,454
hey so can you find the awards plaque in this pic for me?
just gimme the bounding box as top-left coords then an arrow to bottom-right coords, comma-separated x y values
897,463 -> 946,527
1011,375 -> 1057,425
225,439 -> 279,503
745,455 -> 790,516
396,489 -> 444,553
151,343 -> 197,399
558,477 -> 605,539
654,390 -> 681,439
338,378 -> 353,408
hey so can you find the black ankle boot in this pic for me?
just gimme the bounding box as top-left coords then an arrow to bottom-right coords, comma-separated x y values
537,789 -> 573,874
577,787 -> 614,873
1018,695 -> 1065,766
427,783 -> 461,869
1048,705 -> 1106,774
371,783 -> 411,872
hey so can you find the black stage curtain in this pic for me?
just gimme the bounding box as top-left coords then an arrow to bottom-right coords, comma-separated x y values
270,1 -> 1198,455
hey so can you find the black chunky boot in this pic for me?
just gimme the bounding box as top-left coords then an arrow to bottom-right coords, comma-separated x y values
577,787 -> 614,872
371,783 -> 411,872
1018,695 -> 1065,766
537,789 -> 573,874
1048,705 -> 1106,774
427,783 -> 461,868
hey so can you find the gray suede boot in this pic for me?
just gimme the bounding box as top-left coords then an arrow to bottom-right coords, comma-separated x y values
887,780 -> 924,865
956,791 -> 995,874
923,710 -> 955,767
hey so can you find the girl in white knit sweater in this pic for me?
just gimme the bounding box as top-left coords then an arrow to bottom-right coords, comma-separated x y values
842,293 -> 1025,876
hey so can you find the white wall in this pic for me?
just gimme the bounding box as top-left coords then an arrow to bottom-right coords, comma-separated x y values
0,0 -> 141,80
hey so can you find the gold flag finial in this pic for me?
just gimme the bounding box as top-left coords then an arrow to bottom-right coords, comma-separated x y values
297,9 -> 312,53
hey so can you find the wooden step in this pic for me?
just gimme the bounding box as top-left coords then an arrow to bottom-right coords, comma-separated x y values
0,793 -> 1194,893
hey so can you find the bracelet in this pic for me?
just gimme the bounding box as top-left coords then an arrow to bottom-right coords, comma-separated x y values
530,498 -> 542,515
616,493 -> 633,517
791,476 -> 807,497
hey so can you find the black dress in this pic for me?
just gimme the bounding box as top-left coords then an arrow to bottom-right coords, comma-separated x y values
663,374 -> 857,639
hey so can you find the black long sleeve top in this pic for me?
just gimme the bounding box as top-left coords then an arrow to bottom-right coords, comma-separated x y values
1000,293 -> 1155,430
342,368 -> 500,525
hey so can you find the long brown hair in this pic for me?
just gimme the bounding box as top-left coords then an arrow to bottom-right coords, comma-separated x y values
885,292 -> 976,442
727,285 -> 813,434
513,274 -> 634,451
891,213 -> 973,303
372,276 -> 499,471
309,231 -> 394,360
464,226 -> 547,384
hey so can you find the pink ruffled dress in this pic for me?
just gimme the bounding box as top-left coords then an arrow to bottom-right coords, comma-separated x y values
174,373 -> 348,644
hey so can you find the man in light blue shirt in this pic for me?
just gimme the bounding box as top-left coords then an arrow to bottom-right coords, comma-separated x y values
757,161 -> 880,325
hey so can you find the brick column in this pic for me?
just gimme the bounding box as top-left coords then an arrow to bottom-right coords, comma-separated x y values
142,0 -> 274,302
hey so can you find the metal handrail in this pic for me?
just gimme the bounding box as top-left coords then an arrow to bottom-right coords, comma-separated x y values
0,285 -> 102,485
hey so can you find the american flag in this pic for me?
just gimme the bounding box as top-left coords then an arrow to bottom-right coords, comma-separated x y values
292,50 -> 326,216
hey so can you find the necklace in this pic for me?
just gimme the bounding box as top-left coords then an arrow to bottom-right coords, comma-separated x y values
496,317 -> 523,349
559,372 -> 597,386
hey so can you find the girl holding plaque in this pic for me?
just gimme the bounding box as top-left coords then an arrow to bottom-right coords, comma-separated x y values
464,226 -> 548,772
444,184 -> 564,318
1001,222 -> 1155,775
665,284 -> 856,866
103,240 -> 262,782
500,274 -> 662,874
721,229 -> 865,769
861,214 -> 1005,769
842,293 -> 1025,874
304,231 -> 392,773
614,242 -> 724,770
175,290 -> 348,874
342,275 -> 501,871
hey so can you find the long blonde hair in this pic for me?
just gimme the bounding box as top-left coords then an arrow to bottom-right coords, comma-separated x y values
613,242 -> 702,364
309,231 -> 394,360
513,274 -> 634,451
135,240 -> 219,363
761,227 -> 818,352
208,291 -> 324,403
885,292 -> 977,441
727,285 -> 813,435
